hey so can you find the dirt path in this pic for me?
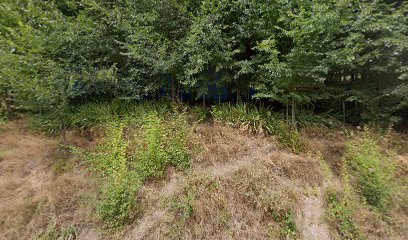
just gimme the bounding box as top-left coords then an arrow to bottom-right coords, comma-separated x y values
125,141 -> 276,239
297,187 -> 331,240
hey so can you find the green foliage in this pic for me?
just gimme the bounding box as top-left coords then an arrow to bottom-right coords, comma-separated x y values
0,105 -> 6,126
69,103 -> 114,129
83,107 -> 190,227
135,112 -> 190,179
326,189 -> 361,240
34,224 -> 76,240
68,100 -> 172,129
135,113 -> 169,179
211,103 -> 300,150
89,122 -> 140,227
1,0 -> 407,127
296,110 -> 340,129
271,210 -> 297,239
189,105 -> 209,123
345,133 -> 394,208
30,113 -> 66,135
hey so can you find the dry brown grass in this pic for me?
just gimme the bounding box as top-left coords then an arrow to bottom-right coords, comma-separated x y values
0,120 -> 96,240
123,123 -> 328,240
1,118 -> 406,240
141,162 -> 298,239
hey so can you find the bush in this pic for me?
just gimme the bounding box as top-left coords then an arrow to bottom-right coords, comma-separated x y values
68,100 -> 172,129
189,105 -> 209,123
0,104 -> 6,123
30,112 -> 63,135
345,133 -> 393,208
135,113 -> 169,179
98,172 -> 141,228
296,110 -> 340,129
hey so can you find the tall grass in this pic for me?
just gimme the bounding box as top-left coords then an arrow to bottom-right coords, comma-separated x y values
211,103 -> 301,150
69,100 -> 172,129
296,110 -> 340,129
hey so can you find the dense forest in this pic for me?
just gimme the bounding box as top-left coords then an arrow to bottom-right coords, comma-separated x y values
1,0 -> 407,128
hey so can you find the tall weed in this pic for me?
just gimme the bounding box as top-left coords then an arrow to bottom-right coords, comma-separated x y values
135,112 -> 190,179
345,132 -> 393,208
84,110 -> 190,228
89,122 -> 140,227
69,102 -> 114,129
326,160 -> 361,239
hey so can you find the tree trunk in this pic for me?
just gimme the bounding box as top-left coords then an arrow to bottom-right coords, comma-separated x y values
3,89 -> 11,118
61,122 -> 67,144
171,75 -> 175,102
342,100 -> 346,122
236,90 -> 240,104
202,94 -> 205,108
291,98 -> 296,127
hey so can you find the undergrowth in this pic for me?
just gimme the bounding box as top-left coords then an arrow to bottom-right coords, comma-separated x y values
326,160 -> 361,239
84,110 -> 190,228
345,131 -> 394,209
34,223 -> 77,240
296,110 -> 341,129
30,100 -> 173,133
0,105 -> 6,125
135,112 -> 190,179
211,103 -> 301,150
326,189 -> 361,240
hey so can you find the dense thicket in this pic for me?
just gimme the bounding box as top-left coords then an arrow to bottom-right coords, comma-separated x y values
1,0 -> 407,126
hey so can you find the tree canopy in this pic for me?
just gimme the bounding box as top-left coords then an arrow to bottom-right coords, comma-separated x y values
1,0 -> 407,126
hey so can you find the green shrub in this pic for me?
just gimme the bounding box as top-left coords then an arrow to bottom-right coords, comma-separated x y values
345,134 -> 393,208
98,172 -> 141,228
271,210 -> 297,239
0,105 -> 6,124
85,111 -> 190,227
30,112 -> 63,135
68,100 -> 172,129
135,113 -> 169,179
296,110 -> 340,129
166,113 -> 190,170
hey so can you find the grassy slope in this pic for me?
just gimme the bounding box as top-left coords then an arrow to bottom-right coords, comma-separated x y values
0,111 -> 407,240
